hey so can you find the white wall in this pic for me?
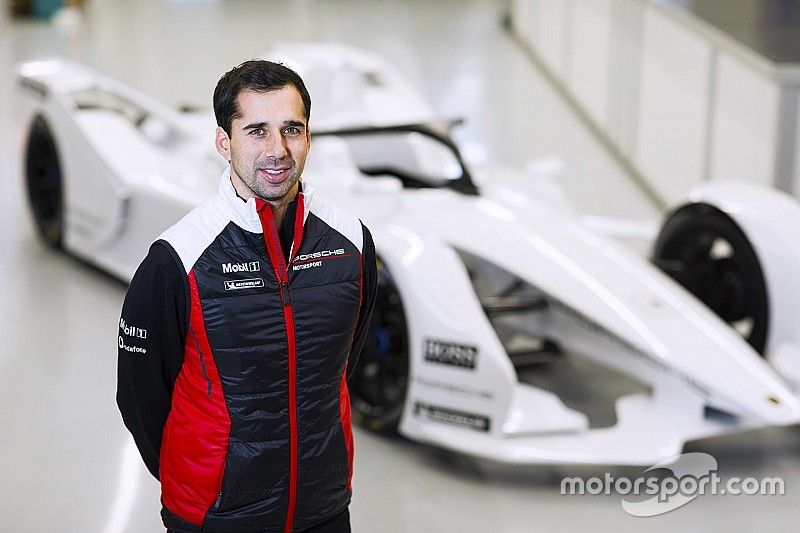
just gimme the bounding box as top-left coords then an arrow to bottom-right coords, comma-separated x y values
634,6 -> 712,204
530,0 -> 570,79
796,96 -> 800,193
510,0 -> 800,204
567,0 -> 612,127
710,51 -> 778,185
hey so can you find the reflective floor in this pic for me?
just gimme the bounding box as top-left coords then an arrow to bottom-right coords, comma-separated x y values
1,1 -> 798,532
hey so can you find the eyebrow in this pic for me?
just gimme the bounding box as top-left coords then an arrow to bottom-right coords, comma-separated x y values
242,120 -> 307,131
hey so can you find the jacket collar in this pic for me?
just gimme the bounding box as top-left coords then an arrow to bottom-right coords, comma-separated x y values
218,167 -> 314,233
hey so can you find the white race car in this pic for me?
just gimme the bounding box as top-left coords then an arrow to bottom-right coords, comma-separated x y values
17,44 -> 800,465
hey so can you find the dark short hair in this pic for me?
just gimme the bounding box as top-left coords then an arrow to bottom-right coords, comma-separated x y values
213,60 -> 311,136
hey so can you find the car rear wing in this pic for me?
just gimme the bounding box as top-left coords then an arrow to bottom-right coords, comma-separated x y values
17,58 -> 190,137
17,58 -> 98,99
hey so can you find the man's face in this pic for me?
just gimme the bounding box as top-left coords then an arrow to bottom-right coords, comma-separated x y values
216,86 -> 310,202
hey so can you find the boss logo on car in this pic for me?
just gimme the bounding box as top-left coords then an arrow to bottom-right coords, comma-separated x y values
222,261 -> 260,274
424,339 -> 478,369
224,278 -> 264,291
414,402 -> 490,432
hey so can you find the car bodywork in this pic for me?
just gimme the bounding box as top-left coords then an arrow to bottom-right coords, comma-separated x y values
17,44 -> 800,466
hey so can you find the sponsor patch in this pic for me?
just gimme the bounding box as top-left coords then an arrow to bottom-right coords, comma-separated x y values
293,248 -> 346,263
413,376 -> 494,400
424,339 -> 478,369
224,278 -> 264,291
118,336 -> 146,354
119,318 -> 147,339
293,260 -> 322,271
222,261 -> 260,274
414,402 -> 490,432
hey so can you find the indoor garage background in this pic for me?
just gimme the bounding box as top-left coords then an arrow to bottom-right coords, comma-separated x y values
1,1 -> 798,531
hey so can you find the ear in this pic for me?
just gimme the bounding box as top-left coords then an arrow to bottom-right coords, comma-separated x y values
215,126 -> 231,162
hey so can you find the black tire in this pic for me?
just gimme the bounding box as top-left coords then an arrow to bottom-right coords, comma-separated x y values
349,258 -> 409,433
25,115 -> 64,248
652,203 -> 769,354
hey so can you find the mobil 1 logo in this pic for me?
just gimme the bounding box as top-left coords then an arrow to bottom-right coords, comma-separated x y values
424,339 -> 478,369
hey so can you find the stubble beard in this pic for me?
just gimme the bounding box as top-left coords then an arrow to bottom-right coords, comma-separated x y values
231,156 -> 301,202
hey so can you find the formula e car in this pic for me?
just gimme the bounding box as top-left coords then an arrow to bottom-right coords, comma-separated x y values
17,43 -> 800,465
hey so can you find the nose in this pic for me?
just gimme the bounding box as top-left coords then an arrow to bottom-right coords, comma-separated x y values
264,129 -> 288,160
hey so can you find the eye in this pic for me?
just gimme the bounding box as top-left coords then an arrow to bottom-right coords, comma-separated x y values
249,128 -> 265,136
284,126 -> 301,136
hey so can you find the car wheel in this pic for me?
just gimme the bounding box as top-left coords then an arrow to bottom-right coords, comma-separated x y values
652,203 -> 769,354
25,115 -> 63,248
349,258 -> 409,433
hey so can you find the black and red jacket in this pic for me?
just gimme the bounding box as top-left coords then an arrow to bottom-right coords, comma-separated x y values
117,172 -> 377,532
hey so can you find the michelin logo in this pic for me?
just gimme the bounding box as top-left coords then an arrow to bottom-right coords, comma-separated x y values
224,278 -> 265,291
222,261 -> 260,274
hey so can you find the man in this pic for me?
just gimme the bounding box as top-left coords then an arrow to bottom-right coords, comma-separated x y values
117,60 -> 377,533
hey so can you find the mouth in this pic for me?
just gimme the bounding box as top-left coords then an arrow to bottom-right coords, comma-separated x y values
258,167 -> 292,184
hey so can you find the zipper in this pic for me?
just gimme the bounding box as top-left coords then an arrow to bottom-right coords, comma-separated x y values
255,195 -> 304,533
280,280 -> 291,307
212,491 -> 223,511
190,326 -> 213,397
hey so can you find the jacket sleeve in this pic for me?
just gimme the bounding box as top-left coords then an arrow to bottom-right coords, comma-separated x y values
116,241 -> 188,480
347,223 -> 378,381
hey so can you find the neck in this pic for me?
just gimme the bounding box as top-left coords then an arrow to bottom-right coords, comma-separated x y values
230,173 -> 299,228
